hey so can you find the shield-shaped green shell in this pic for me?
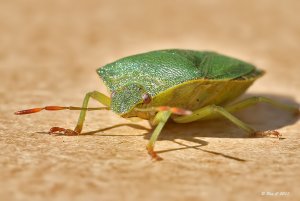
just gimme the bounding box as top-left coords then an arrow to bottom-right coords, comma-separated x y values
97,49 -> 263,117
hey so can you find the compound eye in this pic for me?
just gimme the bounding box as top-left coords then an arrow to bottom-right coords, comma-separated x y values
142,93 -> 152,104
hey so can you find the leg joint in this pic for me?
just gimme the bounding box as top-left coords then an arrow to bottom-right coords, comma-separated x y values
210,104 -> 222,112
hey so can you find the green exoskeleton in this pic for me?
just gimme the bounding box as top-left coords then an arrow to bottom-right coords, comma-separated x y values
16,49 -> 299,160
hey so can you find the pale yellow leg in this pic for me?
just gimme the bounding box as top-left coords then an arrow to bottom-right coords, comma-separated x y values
147,111 -> 172,160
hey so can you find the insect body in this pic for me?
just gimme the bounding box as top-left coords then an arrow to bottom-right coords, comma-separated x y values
16,49 -> 299,160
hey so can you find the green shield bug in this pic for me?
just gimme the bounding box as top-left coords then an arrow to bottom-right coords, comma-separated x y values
15,49 -> 299,160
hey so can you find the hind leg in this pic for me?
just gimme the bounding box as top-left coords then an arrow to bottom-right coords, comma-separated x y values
225,96 -> 299,115
173,105 -> 280,138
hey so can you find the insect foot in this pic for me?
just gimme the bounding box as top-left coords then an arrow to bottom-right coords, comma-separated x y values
250,130 -> 282,138
48,127 -> 79,136
146,144 -> 163,161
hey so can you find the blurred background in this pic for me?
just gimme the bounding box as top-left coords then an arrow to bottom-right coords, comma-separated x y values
1,0 -> 299,96
0,0 -> 299,201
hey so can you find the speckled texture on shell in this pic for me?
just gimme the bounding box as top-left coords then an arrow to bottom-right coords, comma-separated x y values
110,83 -> 147,115
97,49 -> 258,114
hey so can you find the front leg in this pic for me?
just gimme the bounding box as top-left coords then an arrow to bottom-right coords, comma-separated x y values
49,91 -> 111,135
147,111 -> 172,160
134,106 -> 192,160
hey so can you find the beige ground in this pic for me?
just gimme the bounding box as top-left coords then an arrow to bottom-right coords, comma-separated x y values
1,0 -> 299,200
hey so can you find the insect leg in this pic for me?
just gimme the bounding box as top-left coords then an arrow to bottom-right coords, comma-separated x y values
147,111 -> 172,160
174,105 -> 254,132
224,96 -> 299,115
173,105 -> 280,137
50,91 -> 111,135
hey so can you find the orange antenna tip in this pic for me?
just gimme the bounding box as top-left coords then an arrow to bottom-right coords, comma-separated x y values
14,108 -> 43,115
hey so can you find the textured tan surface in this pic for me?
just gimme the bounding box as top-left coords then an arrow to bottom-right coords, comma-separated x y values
1,0 -> 300,201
